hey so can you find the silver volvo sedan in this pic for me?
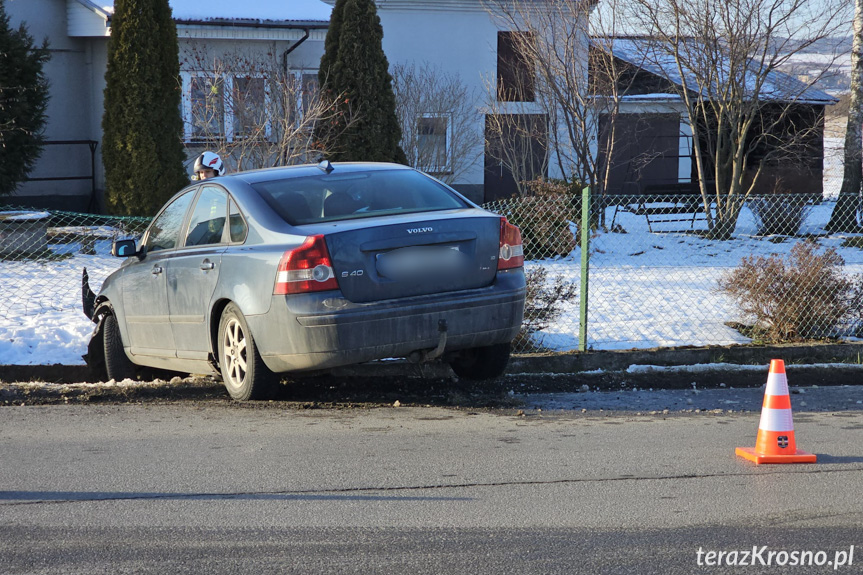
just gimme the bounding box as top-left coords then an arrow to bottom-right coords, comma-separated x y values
83,162 -> 526,400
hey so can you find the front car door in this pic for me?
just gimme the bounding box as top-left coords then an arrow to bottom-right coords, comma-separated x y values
121,190 -> 196,357
167,185 -> 240,361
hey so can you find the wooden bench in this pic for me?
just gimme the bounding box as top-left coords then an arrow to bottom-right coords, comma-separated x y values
612,183 -> 709,232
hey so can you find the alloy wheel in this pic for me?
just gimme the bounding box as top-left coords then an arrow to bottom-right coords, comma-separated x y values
222,317 -> 248,390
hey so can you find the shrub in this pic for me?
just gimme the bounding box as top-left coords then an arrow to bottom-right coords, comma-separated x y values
316,0 -> 407,164
102,0 -> 188,215
717,241 -> 863,342
748,190 -> 811,237
515,266 -> 578,351
503,178 -> 579,260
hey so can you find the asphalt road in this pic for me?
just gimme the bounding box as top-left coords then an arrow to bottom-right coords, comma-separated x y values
1,390 -> 862,574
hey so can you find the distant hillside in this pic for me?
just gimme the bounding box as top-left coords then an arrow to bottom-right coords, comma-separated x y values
791,36 -> 853,55
778,35 -> 853,94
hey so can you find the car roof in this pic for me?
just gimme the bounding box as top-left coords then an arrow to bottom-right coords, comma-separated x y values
225,162 -> 413,185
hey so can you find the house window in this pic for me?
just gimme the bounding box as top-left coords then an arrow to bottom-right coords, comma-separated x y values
497,31 -> 535,102
287,71 -> 320,126
232,76 -> 268,140
182,73 -> 270,142
188,75 -> 224,141
416,114 -> 451,173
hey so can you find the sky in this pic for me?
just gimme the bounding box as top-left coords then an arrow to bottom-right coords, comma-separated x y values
590,0 -> 854,43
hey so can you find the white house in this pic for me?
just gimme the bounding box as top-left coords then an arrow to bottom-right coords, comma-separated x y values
7,0 -> 592,211
7,0 -> 332,211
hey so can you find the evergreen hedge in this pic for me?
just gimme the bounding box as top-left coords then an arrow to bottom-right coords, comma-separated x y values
0,0 -> 49,197
102,0 -> 188,216
317,0 -> 408,164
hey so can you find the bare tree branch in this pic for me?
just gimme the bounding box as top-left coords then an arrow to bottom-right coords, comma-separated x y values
391,62 -> 482,184
624,0 -> 852,238
482,0 -> 634,213
180,44 -> 360,172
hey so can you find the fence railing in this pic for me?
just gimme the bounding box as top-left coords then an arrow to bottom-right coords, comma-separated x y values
485,189 -> 863,352
1,190 -> 862,363
0,208 -> 150,328
22,140 -> 101,213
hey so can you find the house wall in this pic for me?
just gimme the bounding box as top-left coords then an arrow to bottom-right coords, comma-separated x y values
377,1 -> 502,203
6,0 -> 105,211
378,1 -> 585,203
9,0 -> 329,211
11,0 -> 594,211
177,34 -> 327,174
599,99 -> 692,196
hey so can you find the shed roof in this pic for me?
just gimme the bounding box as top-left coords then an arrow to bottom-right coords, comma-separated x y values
604,37 -> 838,106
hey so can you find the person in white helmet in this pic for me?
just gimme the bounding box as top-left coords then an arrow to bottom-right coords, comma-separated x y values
193,151 -> 224,180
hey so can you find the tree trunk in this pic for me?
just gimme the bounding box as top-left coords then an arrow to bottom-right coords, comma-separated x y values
826,0 -> 863,232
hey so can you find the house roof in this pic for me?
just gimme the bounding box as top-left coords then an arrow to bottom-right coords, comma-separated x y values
604,37 -> 838,106
78,0 -> 332,24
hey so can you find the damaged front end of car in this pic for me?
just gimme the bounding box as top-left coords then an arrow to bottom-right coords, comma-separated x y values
82,267 -> 107,378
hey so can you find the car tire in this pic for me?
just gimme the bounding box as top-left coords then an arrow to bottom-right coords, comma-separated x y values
103,313 -> 137,382
449,342 -> 511,380
218,303 -> 276,400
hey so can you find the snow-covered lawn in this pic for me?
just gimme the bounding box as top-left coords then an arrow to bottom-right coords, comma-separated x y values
0,241 -> 120,365
2,199 -> 862,366
527,201 -> 863,351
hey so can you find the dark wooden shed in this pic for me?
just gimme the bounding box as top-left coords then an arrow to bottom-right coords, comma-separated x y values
593,38 -> 838,200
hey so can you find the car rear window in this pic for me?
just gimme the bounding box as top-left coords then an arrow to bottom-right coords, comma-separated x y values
250,169 -> 469,225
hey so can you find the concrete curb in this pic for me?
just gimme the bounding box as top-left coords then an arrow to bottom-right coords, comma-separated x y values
3,342 -> 863,384
508,341 -> 863,373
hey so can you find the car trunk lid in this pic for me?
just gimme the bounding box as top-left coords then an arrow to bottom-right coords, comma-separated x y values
321,211 -> 501,303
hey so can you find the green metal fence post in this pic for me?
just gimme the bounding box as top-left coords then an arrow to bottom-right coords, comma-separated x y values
579,185 -> 590,352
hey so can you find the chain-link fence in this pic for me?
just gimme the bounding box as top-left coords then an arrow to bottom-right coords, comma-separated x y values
0,208 -> 150,344
2,191 -> 863,362
486,189 -> 863,353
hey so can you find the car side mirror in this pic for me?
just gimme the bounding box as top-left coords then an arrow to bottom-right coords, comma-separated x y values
112,238 -> 140,258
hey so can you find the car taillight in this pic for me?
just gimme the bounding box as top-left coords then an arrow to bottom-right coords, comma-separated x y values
498,218 -> 524,270
274,235 -> 339,295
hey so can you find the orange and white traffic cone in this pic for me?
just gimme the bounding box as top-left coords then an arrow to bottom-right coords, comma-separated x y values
736,359 -> 816,465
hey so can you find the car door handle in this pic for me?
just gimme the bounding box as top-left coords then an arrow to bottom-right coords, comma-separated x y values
151,266 -> 163,275
200,259 -> 215,271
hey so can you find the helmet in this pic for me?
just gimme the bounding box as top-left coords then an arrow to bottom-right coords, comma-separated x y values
194,152 -> 224,176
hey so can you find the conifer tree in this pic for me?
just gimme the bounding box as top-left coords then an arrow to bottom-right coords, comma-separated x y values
102,0 -> 187,216
0,0 -> 49,197
316,0 -> 407,164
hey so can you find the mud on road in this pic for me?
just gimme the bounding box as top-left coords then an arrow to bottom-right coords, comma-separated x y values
3,362 -> 863,412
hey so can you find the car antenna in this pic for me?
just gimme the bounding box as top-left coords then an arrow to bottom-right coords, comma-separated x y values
318,160 -> 334,174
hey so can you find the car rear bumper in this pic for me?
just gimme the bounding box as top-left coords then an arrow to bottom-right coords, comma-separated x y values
247,270 -> 526,373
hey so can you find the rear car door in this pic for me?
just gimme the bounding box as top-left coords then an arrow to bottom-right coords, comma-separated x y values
121,190 -> 195,356
167,186 -> 239,360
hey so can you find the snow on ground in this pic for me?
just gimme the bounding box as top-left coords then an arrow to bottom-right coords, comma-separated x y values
0,241 -> 119,366
527,201 -> 863,351
2,198 -> 862,366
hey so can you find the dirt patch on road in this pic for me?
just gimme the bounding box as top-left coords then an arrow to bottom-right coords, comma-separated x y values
3,364 -> 862,408
0,373 -> 519,409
